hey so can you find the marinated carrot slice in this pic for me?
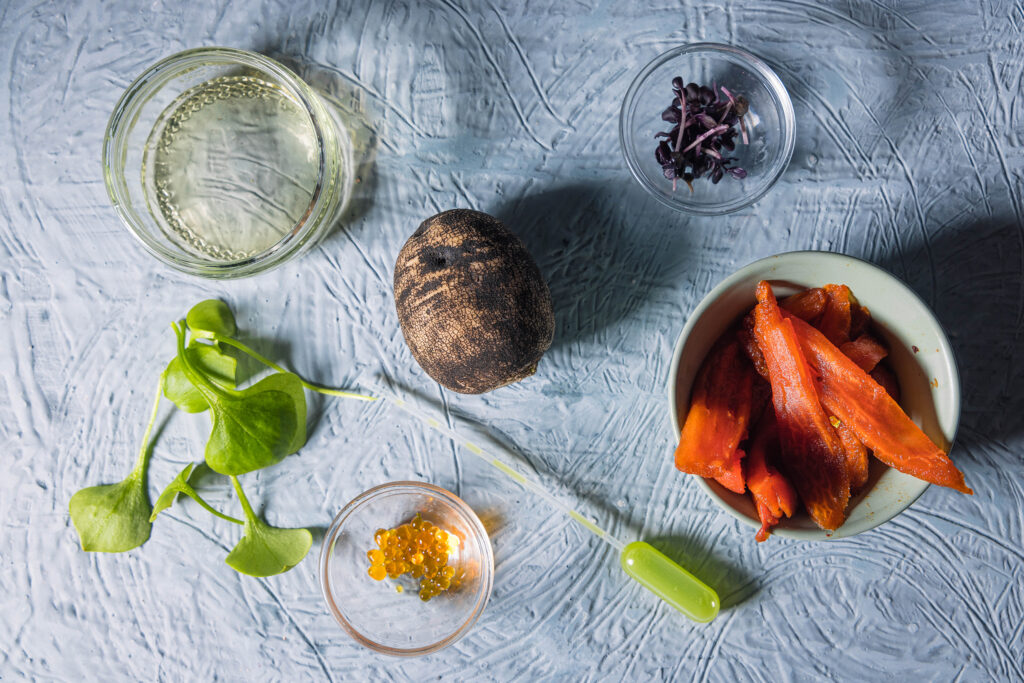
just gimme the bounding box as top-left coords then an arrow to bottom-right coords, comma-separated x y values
781,287 -> 828,324
674,338 -> 754,483
753,281 -> 850,531
816,284 -> 854,346
753,500 -> 779,543
832,417 -> 870,491
870,364 -> 901,403
750,375 -> 773,427
740,288 -> 827,380
712,449 -> 746,494
745,413 -> 798,542
737,322 -> 768,380
785,314 -> 972,494
840,334 -> 888,373
850,300 -> 872,339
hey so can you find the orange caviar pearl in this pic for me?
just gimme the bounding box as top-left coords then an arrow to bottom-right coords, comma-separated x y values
364,513 -> 459,601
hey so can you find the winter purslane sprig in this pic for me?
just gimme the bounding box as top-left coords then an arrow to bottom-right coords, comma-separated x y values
68,300 -> 375,577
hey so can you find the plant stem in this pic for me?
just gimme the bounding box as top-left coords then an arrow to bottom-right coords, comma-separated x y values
173,322 -> 233,400
230,475 -> 257,524
180,484 -> 244,525
675,96 -> 686,151
212,335 -> 377,402
131,377 -> 164,480
682,124 -> 729,153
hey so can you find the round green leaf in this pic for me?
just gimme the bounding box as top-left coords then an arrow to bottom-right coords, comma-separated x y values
186,299 -> 237,339
69,477 -> 152,553
203,372 -> 307,476
163,342 -> 237,413
225,519 -> 312,577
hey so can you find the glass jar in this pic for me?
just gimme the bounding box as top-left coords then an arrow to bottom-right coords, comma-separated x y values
103,47 -> 354,278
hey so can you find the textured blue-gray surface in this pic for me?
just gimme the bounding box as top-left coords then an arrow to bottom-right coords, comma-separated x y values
2,0 -> 1022,680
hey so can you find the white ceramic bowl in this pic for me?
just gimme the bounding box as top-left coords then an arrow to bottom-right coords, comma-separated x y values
666,251 -> 961,540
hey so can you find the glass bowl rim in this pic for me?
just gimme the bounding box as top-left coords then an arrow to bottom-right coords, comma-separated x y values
102,46 -> 334,278
619,42 -> 796,216
318,480 -> 494,656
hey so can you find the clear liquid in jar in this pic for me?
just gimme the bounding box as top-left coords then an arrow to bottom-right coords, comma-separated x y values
142,75 -> 321,261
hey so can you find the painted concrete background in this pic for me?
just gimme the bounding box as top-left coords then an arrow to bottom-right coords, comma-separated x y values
2,0 -> 1022,679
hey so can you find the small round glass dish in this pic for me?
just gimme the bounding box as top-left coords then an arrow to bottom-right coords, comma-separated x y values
620,43 -> 795,215
103,47 -> 354,278
319,481 -> 493,656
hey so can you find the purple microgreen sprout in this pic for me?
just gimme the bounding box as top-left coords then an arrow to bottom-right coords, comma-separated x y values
683,124 -> 729,153
676,96 -> 686,151
721,86 -> 751,145
717,99 -> 733,124
654,80 -> 750,192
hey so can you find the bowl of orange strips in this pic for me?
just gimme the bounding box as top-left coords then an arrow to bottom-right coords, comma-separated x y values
667,251 -> 970,541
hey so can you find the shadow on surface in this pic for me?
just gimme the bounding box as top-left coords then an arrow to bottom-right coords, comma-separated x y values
307,525 -> 329,544
223,332 -> 337,438
369,376 -> 640,548
493,183 -> 688,352
876,215 -> 1024,448
473,508 -> 507,539
255,47 -> 380,248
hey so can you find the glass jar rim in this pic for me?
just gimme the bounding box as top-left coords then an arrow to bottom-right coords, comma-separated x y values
102,47 -> 337,278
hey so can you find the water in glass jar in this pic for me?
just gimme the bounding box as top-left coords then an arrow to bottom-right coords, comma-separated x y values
142,75 -> 320,261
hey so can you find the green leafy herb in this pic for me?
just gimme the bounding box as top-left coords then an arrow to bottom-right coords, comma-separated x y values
150,463 -> 244,525
162,342 -> 237,413
71,298 -> 373,580
186,299 -> 237,339
225,475 -> 312,577
69,380 -> 162,552
173,321 -> 307,476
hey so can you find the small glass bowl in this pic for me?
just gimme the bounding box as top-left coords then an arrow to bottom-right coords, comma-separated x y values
319,482 -> 493,656
103,47 -> 354,278
620,43 -> 795,215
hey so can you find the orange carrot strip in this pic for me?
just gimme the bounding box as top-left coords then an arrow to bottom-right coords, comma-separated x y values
782,287 -> 828,323
840,334 -> 888,373
745,413 -> 798,542
833,418 -> 870,491
713,449 -> 746,494
674,338 -> 753,482
817,284 -> 854,346
870,364 -> 901,403
754,499 -> 779,543
737,322 -> 768,380
750,375 -> 773,426
850,300 -> 872,339
740,288 -> 826,381
754,281 -> 850,531
786,314 -> 972,494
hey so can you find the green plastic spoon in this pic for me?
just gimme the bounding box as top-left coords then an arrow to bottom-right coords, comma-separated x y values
366,381 -> 720,623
